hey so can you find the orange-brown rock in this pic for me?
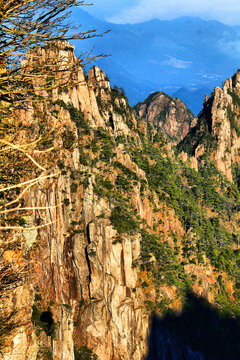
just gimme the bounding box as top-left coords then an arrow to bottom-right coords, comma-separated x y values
178,70 -> 240,181
1,41 -> 239,360
134,91 -> 195,144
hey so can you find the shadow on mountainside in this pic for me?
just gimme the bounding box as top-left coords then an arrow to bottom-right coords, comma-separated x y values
146,292 -> 240,360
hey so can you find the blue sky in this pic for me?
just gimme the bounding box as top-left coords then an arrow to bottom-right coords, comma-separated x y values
84,0 -> 240,25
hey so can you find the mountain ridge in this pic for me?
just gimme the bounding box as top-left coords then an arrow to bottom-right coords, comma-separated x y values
134,91 -> 195,143
70,8 -> 240,113
172,87 -> 211,116
1,41 -> 240,359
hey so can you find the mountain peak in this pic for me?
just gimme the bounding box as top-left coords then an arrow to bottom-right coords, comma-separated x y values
179,69 -> 240,181
134,91 -> 195,144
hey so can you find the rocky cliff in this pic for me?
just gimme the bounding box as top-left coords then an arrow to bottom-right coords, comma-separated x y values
178,70 -> 240,182
1,42 -> 240,360
134,91 -> 195,144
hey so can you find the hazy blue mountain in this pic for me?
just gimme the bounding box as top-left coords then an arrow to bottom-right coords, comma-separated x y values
172,87 -> 211,116
70,8 -> 240,112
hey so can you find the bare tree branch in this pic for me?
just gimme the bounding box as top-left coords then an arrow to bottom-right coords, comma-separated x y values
0,0 -> 109,106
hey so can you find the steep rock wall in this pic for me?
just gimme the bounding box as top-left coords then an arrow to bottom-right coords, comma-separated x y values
134,92 -> 195,144
1,42 -> 240,360
0,42 -> 149,360
178,70 -> 240,181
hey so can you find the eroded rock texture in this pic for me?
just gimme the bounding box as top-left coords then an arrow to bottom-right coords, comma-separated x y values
134,92 -> 195,144
1,42 -> 240,360
0,42 -> 149,360
178,70 -> 240,181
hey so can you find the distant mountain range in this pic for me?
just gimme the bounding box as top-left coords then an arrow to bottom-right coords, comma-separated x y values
172,87 -> 211,116
70,8 -> 240,114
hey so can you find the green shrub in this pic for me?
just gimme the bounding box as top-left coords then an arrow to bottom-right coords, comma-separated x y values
110,206 -> 140,234
32,306 -> 56,339
74,346 -> 98,360
62,129 -> 75,149
79,148 -> 90,166
70,183 -> 78,193
227,106 -> 240,136
67,105 -> 90,134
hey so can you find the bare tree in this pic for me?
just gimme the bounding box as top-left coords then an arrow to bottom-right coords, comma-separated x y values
0,0 -> 107,106
0,0 -> 106,229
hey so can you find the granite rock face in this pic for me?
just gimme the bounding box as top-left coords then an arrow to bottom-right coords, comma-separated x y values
1,43 -> 240,360
134,92 -> 195,144
178,70 -> 240,181
0,42 -> 149,360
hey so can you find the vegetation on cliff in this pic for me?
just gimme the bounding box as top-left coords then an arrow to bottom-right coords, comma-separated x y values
1,13 -> 240,356
134,91 -> 194,143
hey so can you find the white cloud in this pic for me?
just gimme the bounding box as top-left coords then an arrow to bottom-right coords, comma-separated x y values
107,0 -> 240,25
161,56 -> 192,69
